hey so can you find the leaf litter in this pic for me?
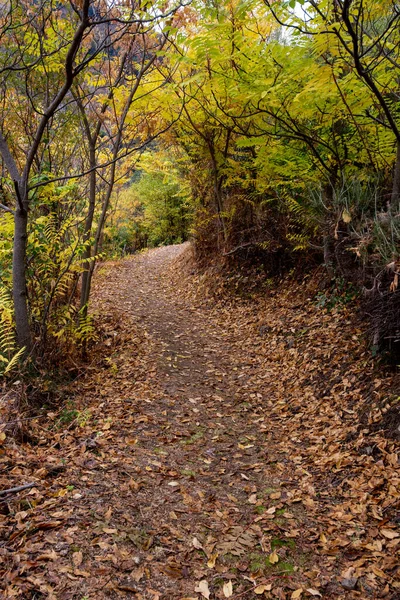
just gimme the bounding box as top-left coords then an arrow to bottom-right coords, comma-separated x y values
0,244 -> 399,599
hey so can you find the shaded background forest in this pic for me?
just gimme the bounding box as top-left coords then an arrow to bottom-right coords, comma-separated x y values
0,0 -> 400,370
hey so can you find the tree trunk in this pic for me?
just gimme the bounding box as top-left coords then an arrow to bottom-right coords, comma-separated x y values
208,140 -> 227,243
13,203 -> 31,351
390,140 -> 400,209
80,145 -> 96,313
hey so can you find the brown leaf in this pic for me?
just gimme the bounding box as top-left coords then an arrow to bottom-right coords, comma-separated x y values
72,551 -> 83,567
381,529 -> 399,539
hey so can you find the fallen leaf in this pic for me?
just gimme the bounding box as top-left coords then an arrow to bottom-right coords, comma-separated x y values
192,537 -> 203,550
195,580 -> 210,599
72,551 -> 83,567
291,589 -> 303,599
306,590 -> 322,597
270,491 -> 281,499
381,529 -> 399,539
248,494 -> 257,504
118,583 -> 138,592
269,551 -> 279,564
255,584 -> 272,594
223,581 -> 233,597
132,566 -> 145,582
207,552 -> 218,568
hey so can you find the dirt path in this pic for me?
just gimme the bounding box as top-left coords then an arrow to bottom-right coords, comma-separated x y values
2,245 -> 399,600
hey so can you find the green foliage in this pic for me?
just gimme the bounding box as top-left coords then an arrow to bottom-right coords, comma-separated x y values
104,154 -> 193,255
0,181 -> 98,355
137,170 -> 192,247
315,279 -> 359,311
150,0 -> 400,291
0,288 -> 25,377
1,0 -> 399,361
26,207 -> 95,344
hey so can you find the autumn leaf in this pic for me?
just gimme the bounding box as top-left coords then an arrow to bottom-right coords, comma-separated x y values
195,580 -> 210,599
269,551 -> 279,564
291,589 -> 303,599
255,584 -> 272,594
342,209 -> 352,223
72,551 -> 83,567
380,529 -> 399,539
207,552 -> 218,568
270,491 -> 281,500
223,581 -> 233,597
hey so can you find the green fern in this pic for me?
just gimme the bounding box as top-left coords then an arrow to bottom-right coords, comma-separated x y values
0,287 -> 24,377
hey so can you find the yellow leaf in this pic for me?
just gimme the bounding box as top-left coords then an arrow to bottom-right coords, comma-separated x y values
223,581 -> 233,597
255,584 -> 272,594
291,589 -> 303,599
269,551 -> 279,564
342,209 -> 351,223
207,552 -> 218,568
0,431 -> 6,444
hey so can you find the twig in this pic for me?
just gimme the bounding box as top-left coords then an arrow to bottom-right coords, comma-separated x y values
222,242 -> 257,256
0,482 -> 37,496
0,203 -> 14,214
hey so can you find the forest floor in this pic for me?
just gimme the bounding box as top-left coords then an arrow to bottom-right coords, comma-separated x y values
1,244 -> 400,600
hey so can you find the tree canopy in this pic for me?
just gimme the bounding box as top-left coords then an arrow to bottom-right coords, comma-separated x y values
0,0 -> 399,363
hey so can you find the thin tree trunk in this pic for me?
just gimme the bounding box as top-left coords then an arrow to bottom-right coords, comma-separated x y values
390,140 -> 400,208
13,202 -> 31,351
80,144 -> 96,312
208,140 -> 227,242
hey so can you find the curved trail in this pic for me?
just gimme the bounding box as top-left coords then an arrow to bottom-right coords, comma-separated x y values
3,245 -> 398,599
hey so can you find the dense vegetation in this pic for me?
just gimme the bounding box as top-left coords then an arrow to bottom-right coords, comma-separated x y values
0,0 -> 399,369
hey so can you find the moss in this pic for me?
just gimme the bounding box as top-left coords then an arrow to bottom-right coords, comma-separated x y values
271,537 -> 296,551
249,552 -> 266,573
264,557 -> 295,573
180,427 -> 205,445
181,469 -> 196,477
277,560 -> 295,574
